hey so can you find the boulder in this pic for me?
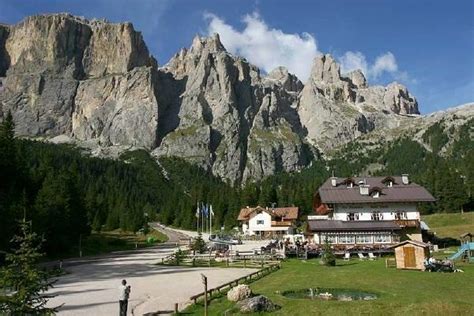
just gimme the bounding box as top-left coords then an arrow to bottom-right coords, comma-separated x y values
227,284 -> 252,302
237,295 -> 280,313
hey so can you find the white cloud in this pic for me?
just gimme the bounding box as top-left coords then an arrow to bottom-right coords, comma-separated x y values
339,51 -> 401,81
204,12 -> 413,84
205,12 -> 319,81
339,51 -> 369,76
371,52 -> 398,78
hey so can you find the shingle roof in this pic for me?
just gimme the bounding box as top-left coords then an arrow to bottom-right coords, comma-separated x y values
318,176 -> 435,204
307,220 -> 402,232
237,206 -> 299,221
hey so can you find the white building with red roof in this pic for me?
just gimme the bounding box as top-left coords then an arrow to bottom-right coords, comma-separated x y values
238,206 -> 299,238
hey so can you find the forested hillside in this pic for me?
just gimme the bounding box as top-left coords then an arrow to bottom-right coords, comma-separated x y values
0,113 -> 472,256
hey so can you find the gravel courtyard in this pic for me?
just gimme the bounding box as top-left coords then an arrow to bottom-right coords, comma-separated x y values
46,226 -> 260,315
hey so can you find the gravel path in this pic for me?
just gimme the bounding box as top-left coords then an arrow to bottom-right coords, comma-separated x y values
46,225 -> 258,315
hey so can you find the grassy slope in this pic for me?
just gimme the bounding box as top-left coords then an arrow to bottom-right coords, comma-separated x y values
422,212 -> 474,239
46,229 -> 168,260
185,259 -> 474,315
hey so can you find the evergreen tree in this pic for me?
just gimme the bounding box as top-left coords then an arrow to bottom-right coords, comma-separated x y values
0,220 -> 56,315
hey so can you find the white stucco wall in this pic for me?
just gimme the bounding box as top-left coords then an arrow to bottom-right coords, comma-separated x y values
248,212 -> 272,231
333,203 -> 420,221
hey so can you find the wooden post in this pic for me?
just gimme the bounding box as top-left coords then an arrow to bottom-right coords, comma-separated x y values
174,303 -> 179,314
201,273 -> 208,316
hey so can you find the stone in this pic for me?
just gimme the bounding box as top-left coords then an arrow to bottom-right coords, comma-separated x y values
227,284 -> 252,302
237,295 -> 280,313
347,69 -> 367,89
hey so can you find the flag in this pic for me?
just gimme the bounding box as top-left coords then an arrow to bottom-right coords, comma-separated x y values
203,203 -> 209,218
210,205 -> 214,217
195,202 -> 200,218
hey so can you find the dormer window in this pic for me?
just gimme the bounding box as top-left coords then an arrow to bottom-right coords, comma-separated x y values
369,187 -> 382,198
342,177 -> 355,188
382,176 -> 396,187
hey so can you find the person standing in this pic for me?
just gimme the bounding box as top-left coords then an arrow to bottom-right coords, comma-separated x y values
119,279 -> 131,316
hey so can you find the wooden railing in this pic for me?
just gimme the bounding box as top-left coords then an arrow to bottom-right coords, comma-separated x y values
271,220 -> 292,226
189,263 -> 281,304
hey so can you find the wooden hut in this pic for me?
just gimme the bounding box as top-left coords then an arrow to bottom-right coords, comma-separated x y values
391,240 -> 430,270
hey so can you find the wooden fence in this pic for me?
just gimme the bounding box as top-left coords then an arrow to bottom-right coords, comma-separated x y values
161,253 -> 281,268
189,263 -> 281,304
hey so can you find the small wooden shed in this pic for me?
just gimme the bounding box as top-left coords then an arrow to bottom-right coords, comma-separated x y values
391,240 -> 430,271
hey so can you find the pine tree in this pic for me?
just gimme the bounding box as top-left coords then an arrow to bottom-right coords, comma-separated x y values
0,220 -> 56,315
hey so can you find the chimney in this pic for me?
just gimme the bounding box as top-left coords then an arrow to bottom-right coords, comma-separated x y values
402,174 -> 409,185
359,184 -> 370,196
331,177 -> 337,187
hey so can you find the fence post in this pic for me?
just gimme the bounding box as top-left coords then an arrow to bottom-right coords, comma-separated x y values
174,303 -> 179,314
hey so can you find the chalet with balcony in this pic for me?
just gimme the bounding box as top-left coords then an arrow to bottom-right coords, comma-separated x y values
238,206 -> 299,238
307,175 -> 435,248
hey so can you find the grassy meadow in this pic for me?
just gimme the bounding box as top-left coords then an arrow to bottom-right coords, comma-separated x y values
184,259 -> 474,315
422,212 -> 474,239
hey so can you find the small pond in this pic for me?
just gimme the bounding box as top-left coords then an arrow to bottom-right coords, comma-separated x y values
281,288 -> 377,301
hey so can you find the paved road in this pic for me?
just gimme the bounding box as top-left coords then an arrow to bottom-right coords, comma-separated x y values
46,225 -> 257,315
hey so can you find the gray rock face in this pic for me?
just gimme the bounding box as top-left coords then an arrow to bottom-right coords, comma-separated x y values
72,67 -> 159,148
0,24 -> 9,77
297,54 -> 419,151
156,34 -> 309,182
348,70 -> 367,89
0,14 -> 431,183
237,295 -> 280,313
0,14 -> 157,146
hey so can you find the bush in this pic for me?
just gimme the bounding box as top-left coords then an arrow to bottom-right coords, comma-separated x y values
320,238 -> 336,266
190,233 -> 207,254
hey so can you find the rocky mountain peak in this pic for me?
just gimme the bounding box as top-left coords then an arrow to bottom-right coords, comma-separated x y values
0,14 -> 457,184
265,66 -> 303,92
190,33 -> 226,54
309,54 -> 342,84
347,69 -> 367,89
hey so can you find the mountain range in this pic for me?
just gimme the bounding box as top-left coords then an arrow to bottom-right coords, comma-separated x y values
0,14 -> 472,183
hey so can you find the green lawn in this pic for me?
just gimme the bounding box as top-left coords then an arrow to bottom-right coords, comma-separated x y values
184,259 -> 474,315
422,212 -> 474,239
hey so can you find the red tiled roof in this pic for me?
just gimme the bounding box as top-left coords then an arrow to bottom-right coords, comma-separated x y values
318,176 -> 435,204
237,206 -> 299,221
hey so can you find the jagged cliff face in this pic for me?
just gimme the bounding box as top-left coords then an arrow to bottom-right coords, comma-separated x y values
0,14 -> 158,148
155,34 -> 308,182
0,14 -> 453,183
297,54 -> 419,150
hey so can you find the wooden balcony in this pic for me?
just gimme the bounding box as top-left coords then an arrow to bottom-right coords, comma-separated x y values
271,220 -> 293,227
395,220 -> 420,228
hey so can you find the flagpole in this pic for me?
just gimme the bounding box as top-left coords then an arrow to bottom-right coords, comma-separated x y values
209,205 -> 212,236
201,202 -> 205,234
196,202 -> 200,233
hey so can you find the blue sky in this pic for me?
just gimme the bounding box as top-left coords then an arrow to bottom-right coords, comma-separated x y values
0,0 -> 472,113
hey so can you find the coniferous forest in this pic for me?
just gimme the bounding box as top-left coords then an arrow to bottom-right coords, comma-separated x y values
0,113 -> 472,256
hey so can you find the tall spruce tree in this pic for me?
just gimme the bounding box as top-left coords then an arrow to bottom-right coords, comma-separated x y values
0,220 -> 56,315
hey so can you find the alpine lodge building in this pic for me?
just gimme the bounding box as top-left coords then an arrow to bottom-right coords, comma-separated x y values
306,175 -> 435,249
